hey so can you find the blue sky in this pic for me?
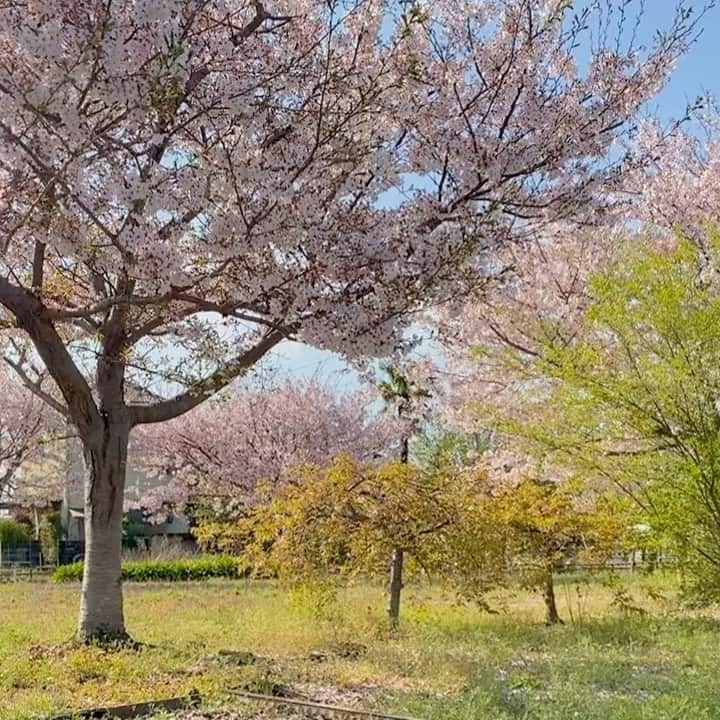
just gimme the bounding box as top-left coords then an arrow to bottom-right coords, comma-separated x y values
652,2 -> 720,117
261,1 -> 720,387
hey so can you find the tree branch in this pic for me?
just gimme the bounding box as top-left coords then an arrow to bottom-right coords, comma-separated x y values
129,328 -> 287,426
0,276 -> 99,437
3,356 -> 69,419
31,240 -> 45,290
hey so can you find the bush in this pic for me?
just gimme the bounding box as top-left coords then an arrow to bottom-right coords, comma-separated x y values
52,555 -> 249,583
0,519 -> 30,547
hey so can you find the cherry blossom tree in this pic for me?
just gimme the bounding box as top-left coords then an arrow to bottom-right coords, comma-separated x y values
439,114 -> 720,603
482,233 -> 720,599
132,378 -> 397,515
438,225 -> 615,444
0,0 -> 697,641
625,105 -> 720,260
0,365 -> 62,508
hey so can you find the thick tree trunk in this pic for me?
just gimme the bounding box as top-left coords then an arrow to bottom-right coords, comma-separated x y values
388,546 -> 404,629
542,569 -> 563,625
77,419 -> 130,644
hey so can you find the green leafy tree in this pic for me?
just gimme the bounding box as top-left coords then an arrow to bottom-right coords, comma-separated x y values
412,423 -> 490,474
494,233 -> 720,599
480,478 -> 632,623
240,454 -> 627,625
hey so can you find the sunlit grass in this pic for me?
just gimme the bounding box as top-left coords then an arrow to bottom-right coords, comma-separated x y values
0,572 -> 718,719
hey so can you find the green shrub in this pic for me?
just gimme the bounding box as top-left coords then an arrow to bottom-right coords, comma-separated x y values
0,519 -> 30,547
52,555 -> 249,583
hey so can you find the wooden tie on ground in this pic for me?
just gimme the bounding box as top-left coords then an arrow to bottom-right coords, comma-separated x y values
49,691 -> 200,719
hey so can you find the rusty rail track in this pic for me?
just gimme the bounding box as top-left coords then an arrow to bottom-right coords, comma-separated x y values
230,688 -> 422,720
47,686 -> 423,719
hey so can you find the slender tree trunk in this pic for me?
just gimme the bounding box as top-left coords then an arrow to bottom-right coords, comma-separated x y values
388,546 -> 404,629
542,568 -> 563,625
400,435 -> 409,464
386,431 -> 409,630
77,417 -> 130,644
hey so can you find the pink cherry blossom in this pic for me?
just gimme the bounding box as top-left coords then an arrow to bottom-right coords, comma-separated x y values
626,106 -> 720,248
131,378 -> 397,517
0,364 -> 63,506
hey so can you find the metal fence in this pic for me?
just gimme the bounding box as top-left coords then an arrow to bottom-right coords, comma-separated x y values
0,540 -> 151,569
0,540 -> 84,568
58,540 -> 85,566
0,540 -> 43,568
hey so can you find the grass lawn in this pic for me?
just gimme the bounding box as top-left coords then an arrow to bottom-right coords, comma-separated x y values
0,573 -> 718,720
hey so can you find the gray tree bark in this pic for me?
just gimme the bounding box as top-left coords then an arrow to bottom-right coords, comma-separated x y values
77,415 -> 130,643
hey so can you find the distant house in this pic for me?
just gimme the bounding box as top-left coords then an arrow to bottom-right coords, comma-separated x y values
61,440 -> 194,551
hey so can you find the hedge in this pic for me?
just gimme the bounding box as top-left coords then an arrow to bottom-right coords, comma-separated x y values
52,555 -> 249,583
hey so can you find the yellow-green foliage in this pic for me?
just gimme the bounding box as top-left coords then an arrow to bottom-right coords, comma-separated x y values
242,456 -> 465,584
192,518 -> 253,555
200,457 -> 631,609
478,478 -> 633,588
522,233 -> 720,597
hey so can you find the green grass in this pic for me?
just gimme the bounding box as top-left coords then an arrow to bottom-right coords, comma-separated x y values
0,572 -> 718,719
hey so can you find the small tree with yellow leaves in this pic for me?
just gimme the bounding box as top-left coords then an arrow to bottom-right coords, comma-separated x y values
243,456 -> 473,628
478,478 -> 632,624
